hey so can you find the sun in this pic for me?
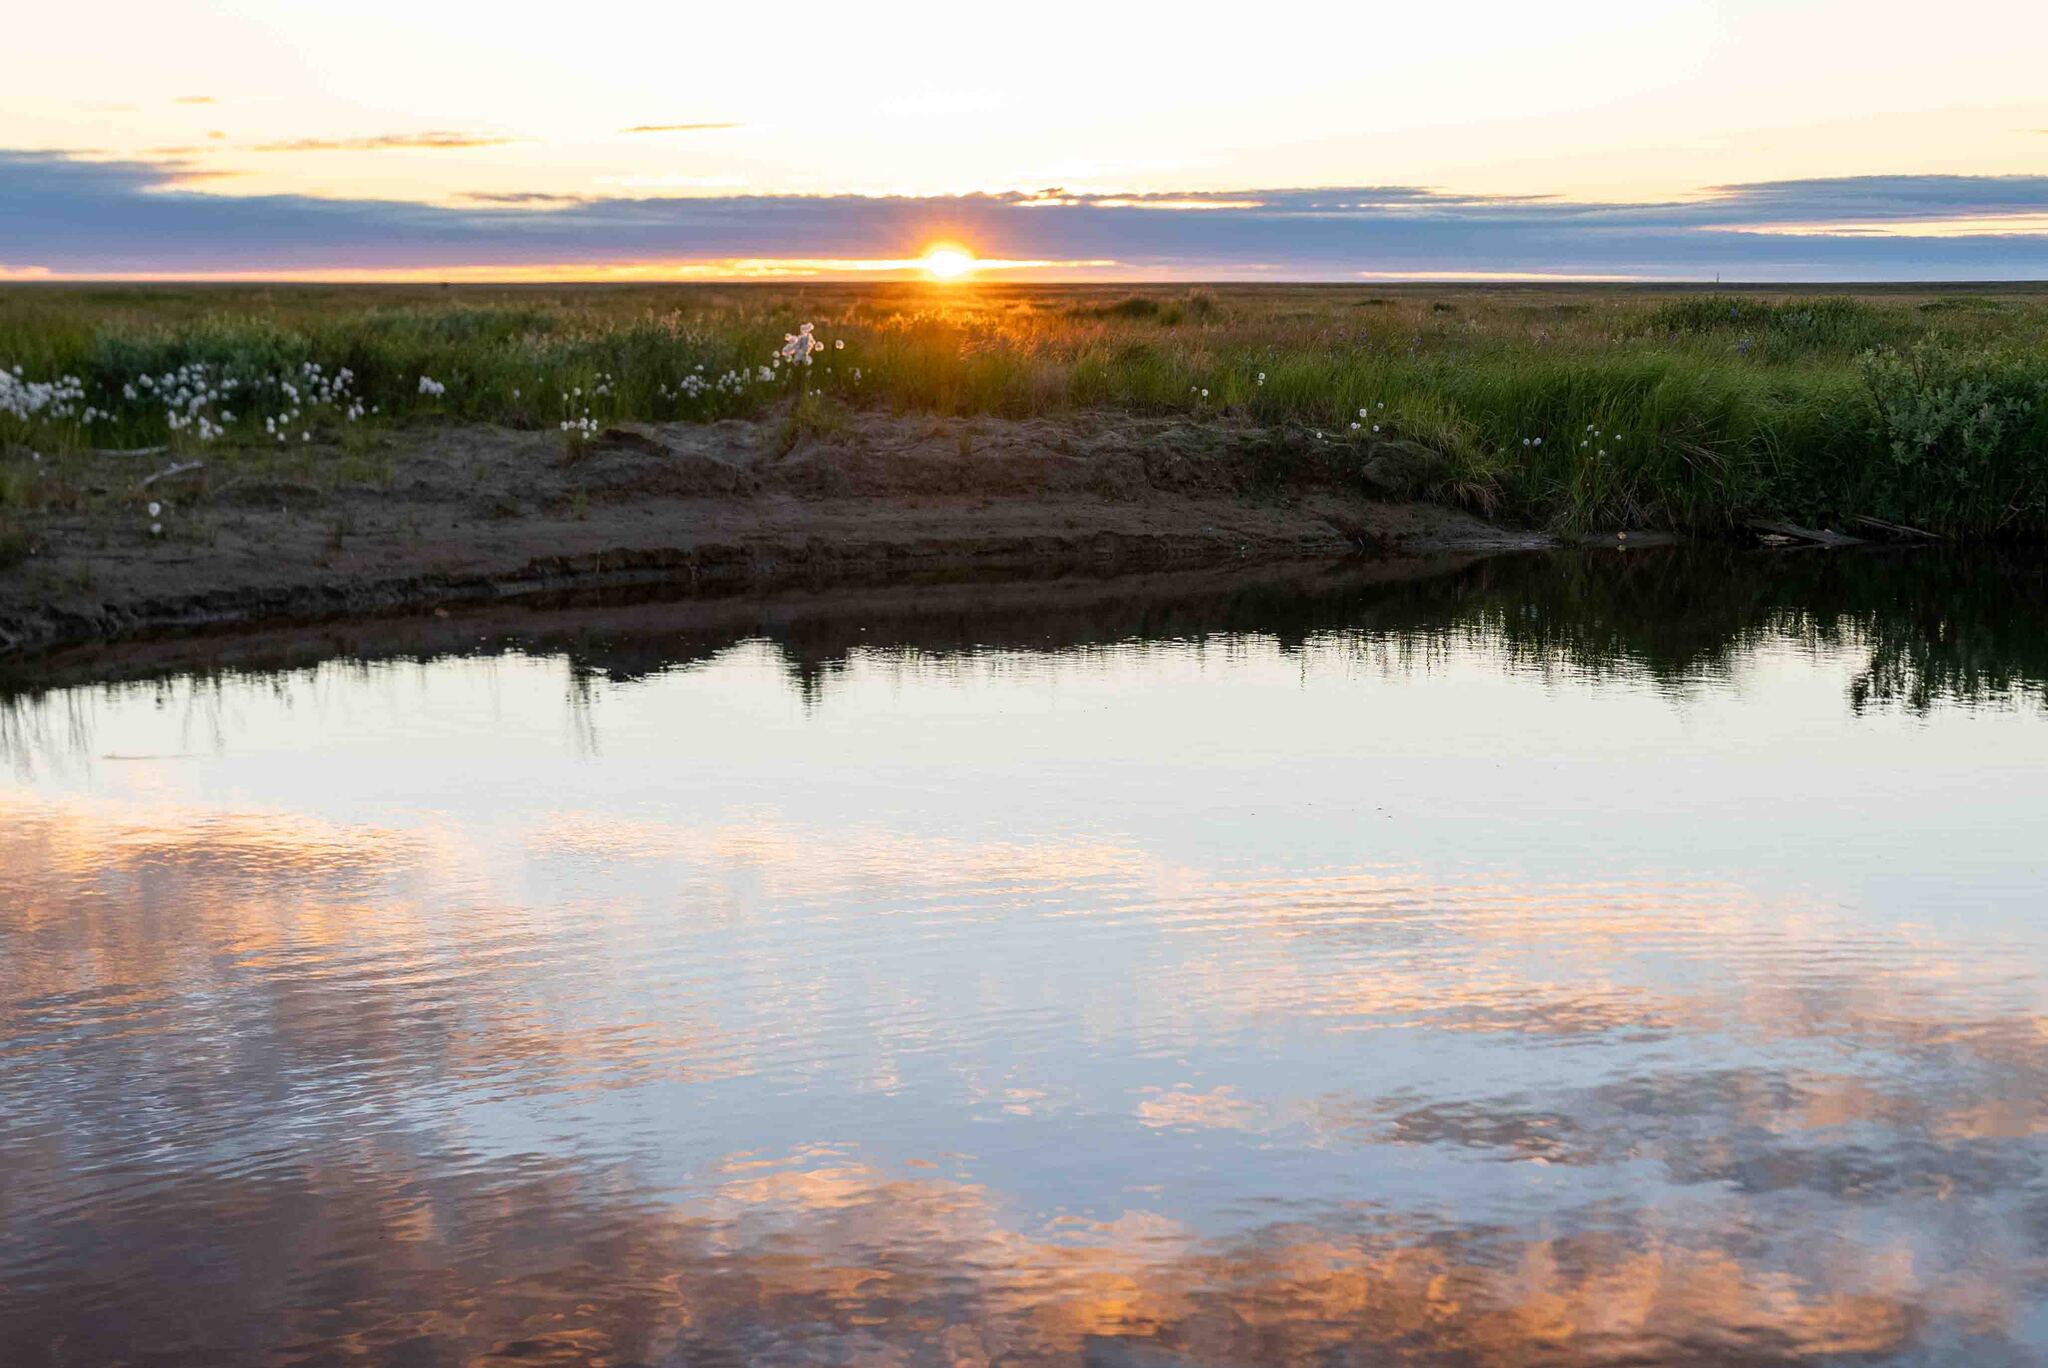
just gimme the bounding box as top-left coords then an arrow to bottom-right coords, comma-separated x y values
919,244 -> 977,281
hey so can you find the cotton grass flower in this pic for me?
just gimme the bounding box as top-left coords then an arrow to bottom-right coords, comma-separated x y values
780,322 -> 822,366
1,367 -> 88,424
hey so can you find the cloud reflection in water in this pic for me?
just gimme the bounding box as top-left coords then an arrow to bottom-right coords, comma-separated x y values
3,553 -> 2046,1364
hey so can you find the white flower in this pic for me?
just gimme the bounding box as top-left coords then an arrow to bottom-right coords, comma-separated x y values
147,501 -> 161,516
779,322 -> 822,365
834,338 -> 845,350
150,522 -> 163,536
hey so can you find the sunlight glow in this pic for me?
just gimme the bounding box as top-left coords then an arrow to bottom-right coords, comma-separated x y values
920,245 -> 978,281
1716,214 -> 2048,239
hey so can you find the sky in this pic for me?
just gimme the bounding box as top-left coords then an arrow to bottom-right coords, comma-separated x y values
3,0 -> 2046,281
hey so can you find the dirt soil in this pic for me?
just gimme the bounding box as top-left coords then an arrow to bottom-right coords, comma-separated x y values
0,411 -> 1544,659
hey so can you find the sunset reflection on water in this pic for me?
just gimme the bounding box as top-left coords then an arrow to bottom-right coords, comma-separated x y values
4,556 -> 2046,1364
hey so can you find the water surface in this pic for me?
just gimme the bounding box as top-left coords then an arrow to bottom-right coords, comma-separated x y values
4,550 -> 2047,1365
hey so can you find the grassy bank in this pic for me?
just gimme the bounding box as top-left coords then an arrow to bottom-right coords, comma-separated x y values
4,282 -> 2047,536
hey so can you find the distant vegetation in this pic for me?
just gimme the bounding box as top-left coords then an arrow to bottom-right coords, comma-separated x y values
3,281 -> 2046,535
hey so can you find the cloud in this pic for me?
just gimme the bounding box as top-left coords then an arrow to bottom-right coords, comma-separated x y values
620,122 -> 742,134
1,150 -> 2044,280
173,96 -> 215,105
250,132 -> 520,153
1692,175 -> 2048,223
457,191 -> 588,206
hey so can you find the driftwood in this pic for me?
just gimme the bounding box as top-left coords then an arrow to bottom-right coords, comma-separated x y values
139,460 -> 205,489
1745,520 -> 1863,548
1849,515 -> 1943,541
95,445 -> 170,458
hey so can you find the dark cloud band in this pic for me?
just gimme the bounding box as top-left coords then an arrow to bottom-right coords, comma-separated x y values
3,151 -> 2044,278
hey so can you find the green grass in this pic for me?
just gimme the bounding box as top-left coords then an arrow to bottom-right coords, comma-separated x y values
3,281 -> 2047,534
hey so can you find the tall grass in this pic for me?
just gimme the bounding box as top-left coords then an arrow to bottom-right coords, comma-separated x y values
3,282 -> 2046,534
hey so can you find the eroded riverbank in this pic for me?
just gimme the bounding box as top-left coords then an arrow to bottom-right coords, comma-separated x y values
0,412 -> 1543,658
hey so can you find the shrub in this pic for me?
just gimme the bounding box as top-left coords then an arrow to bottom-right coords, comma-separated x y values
1855,342 -> 2047,531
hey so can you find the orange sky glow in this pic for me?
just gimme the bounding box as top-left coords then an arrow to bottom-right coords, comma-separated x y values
3,1 -> 2044,279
